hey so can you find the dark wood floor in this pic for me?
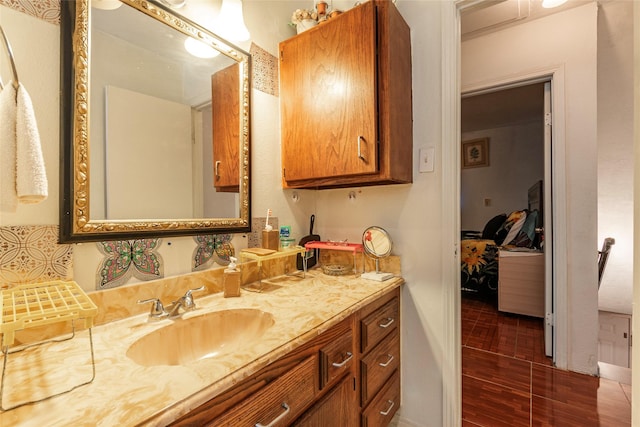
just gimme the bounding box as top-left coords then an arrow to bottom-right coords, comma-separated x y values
462,292 -> 631,427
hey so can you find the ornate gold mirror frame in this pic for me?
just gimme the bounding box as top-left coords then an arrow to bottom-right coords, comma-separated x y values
60,0 -> 251,242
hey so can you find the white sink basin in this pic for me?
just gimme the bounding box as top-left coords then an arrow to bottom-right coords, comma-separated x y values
126,309 -> 275,366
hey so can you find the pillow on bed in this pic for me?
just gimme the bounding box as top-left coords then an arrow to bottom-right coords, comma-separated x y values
511,210 -> 539,247
481,213 -> 507,240
494,210 -> 527,245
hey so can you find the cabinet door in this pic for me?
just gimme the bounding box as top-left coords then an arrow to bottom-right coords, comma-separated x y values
280,2 -> 378,182
212,62 -> 240,192
294,375 -> 357,427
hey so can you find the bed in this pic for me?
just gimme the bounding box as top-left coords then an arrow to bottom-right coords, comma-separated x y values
461,182 -> 543,294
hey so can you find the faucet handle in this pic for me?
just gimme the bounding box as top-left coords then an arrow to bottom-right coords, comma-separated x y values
137,298 -> 167,318
182,286 -> 206,309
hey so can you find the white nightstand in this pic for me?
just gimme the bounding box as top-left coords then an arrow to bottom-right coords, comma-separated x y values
498,250 -> 545,318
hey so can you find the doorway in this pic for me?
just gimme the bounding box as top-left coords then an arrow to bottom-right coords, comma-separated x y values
460,80 -> 553,362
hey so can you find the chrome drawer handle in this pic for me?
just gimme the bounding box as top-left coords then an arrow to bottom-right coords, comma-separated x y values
379,354 -> 394,367
332,352 -> 353,368
255,402 -> 290,427
379,317 -> 394,328
380,400 -> 395,416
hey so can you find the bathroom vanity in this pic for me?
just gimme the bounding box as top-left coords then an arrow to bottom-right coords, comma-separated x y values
0,271 -> 402,427
170,287 -> 401,426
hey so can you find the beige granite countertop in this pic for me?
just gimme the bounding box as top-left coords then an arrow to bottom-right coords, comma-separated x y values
0,270 -> 402,427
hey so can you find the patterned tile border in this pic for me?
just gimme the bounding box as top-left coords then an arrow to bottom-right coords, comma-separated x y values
0,0 -> 60,25
250,43 -> 279,97
0,225 -> 72,287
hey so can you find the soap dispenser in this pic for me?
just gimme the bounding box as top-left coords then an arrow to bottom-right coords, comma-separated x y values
223,257 -> 241,298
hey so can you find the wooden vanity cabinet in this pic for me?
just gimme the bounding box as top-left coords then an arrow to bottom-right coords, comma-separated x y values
279,0 -> 412,189
169,315 -> 355,426
168,289 -> 401,427
358,288 -> 401,425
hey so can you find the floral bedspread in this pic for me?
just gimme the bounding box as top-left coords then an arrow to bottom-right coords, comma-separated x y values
461,239 -> 499,294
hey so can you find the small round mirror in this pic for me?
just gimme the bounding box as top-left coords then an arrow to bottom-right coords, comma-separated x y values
363,226 -> 392,258
362,226 -> 394,281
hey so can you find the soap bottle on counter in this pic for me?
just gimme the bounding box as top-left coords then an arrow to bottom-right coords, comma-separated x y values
223,257 -> 241,298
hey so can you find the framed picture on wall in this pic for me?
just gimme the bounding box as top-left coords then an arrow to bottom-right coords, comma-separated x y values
462,138 -> 490,169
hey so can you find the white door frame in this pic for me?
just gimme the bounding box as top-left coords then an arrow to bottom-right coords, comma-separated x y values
442,1 -> 569,424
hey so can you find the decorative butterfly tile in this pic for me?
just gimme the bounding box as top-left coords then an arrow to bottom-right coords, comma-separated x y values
193,234 -> 235,271
96,239 -> 163,289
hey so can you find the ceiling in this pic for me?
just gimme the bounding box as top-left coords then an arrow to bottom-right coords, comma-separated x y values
461,0 -> 591,41
461,82 -> 545,133
459,0 -> 590,131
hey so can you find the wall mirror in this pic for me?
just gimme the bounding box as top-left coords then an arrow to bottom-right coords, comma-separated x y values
60,0 -> 251,242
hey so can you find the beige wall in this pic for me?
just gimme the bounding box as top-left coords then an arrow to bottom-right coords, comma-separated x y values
462,3 -> 600,376
597,0 -> 634,315
461,121 -> 545,232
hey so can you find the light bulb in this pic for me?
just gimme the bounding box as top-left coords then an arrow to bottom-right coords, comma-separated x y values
214,0 -> 250,42
542,0 -> 568,8
91,0 -> 122,10
184,37 -> 220,58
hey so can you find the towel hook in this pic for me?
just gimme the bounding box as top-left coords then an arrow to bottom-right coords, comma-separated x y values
0,25 -> 19,90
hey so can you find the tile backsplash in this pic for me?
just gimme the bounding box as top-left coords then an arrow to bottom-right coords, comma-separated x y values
0,225 -> 72,287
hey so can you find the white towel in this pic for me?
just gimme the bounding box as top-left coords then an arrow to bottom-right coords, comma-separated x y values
16,83 -> 47,203
0,82 -> 17,212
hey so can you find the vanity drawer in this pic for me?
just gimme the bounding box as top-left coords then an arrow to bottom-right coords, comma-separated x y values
360,297 -> 399,354
361,370 -> 400,427
320,328 -> 354,390
360,330 -> 400,406
212,356 -> 317,427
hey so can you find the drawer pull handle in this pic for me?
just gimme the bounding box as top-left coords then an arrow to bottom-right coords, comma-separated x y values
380,400 -> 395,416
332,352 -> 353,368
357,135 -> 367,162
255,402 -> 290,427
379,354 -> 394,367
379,317 -> 395,328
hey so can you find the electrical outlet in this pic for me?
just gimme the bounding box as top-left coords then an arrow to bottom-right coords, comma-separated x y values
419,147 -> 435,173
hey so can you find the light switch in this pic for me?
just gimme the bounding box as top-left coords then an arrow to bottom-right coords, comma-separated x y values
419,147 -> 435,173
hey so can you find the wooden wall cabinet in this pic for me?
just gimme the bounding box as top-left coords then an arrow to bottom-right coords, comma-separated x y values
279,1 -> 413,189
212,63 -> 240,192
169,288 -> 401,427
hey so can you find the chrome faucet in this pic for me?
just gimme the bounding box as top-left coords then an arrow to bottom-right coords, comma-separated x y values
166,286 -> 206,318
137,298 -> 169,319
137,286 -> 206,320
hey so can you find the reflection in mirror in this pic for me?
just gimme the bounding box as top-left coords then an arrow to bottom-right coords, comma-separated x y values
60,0 -> 251,242
361,226 -> 394,281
